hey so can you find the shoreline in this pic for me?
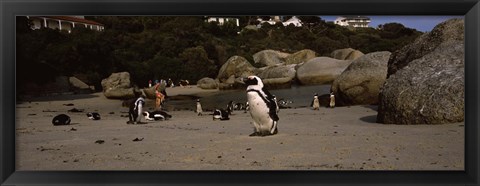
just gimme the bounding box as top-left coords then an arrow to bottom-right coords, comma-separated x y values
15,86 -> 464,170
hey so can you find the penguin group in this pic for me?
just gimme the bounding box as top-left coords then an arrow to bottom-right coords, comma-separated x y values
212,108 -> 231,120
197,99 -> 248,121
51,112 -> 101,126
277,98 -> 293,109
310,92 -> 336,110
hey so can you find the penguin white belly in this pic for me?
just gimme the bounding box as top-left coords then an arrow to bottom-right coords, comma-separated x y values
247,92 -> 274,132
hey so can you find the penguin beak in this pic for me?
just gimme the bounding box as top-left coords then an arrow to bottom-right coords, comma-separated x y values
239,77 -> 247,84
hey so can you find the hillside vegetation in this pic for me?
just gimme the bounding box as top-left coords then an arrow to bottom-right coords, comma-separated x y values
16,16 -> 422,90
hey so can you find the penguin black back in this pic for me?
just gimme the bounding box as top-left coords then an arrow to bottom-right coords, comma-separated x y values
52,114 -> 71,125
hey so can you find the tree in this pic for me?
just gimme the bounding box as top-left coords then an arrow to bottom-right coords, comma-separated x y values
298,16 -> 324,31
16,16 -> 422,92
179,46 -> 218,82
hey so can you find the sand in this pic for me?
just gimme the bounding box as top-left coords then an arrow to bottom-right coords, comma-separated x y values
15,86 -> 464,170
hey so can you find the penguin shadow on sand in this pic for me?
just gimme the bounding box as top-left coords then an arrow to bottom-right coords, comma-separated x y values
359,115 -> 379,124
359,105 -> 379,124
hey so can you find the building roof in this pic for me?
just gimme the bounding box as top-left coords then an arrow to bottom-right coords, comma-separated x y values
282,16 -> 303,27
33,16 -> 104,26
339,16 -> 370,20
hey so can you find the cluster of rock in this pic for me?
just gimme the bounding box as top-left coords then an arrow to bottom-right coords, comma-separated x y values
101,72 -> 167,100
101,72 -> 140,99
197,48 -> 365,90
320,18 -> 464,125
377,18 -> 464,125
100,19 -> 464,125
331,51 -> 392,106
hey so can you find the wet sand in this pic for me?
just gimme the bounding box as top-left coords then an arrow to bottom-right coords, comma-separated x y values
16,86 -> 464,170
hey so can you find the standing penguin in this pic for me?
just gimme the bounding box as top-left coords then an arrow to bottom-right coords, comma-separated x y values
226,101 -> 234,114
196,99 -> 203,116
127,95 -> 146,124
329,92 -> 336,108
244,76 -> 279,136
312,93 -> 320,110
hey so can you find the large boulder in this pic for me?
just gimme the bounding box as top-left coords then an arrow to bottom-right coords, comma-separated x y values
253,50 -> 290,67
101,72 -> 135,99
257,64 -> 297,88
387,18 -> 464,77
197,77 -> 218,90
296,57 -> 352,85
285,49 -> 316,65
377,40 -> 464,124
331,48 -> 364,60
218,75 -> 246,90
331,51 -> 391,106
217,56 -> 257,83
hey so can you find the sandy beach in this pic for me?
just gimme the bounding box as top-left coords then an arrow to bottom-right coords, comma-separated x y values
15,86 -> 464,170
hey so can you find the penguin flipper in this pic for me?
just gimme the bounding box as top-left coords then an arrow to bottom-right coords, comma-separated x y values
261,88 -> 279,121
269,111 -> 279,121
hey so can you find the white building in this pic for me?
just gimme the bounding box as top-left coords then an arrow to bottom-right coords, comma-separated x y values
282,16 -> 303,27
334,16 -> 370,28
205,16 -> 240,27
257,16 -> 303,27
28,16 -> 104,33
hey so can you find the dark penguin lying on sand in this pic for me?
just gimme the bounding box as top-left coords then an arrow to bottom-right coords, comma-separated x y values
244,75 -> 279,136
87,112 -> 101,120
143,110 -> 172,121
52,114 -> 71,126
213,109 -> 230,120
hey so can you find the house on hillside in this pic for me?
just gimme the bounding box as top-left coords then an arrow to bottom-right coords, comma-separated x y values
282,16 -> 303,27
205,16 -> 240,27
334,16 -> 371,28
28,16 -> 104,33
257,16 -> 303,27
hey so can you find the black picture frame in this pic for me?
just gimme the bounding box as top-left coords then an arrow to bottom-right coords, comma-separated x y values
1,0 -> 479,185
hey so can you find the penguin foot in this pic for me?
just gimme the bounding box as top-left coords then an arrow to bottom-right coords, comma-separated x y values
249,132 -> 259,137
126,121 -> 135,124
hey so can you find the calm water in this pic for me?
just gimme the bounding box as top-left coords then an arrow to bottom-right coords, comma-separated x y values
165,84 -> 331,111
